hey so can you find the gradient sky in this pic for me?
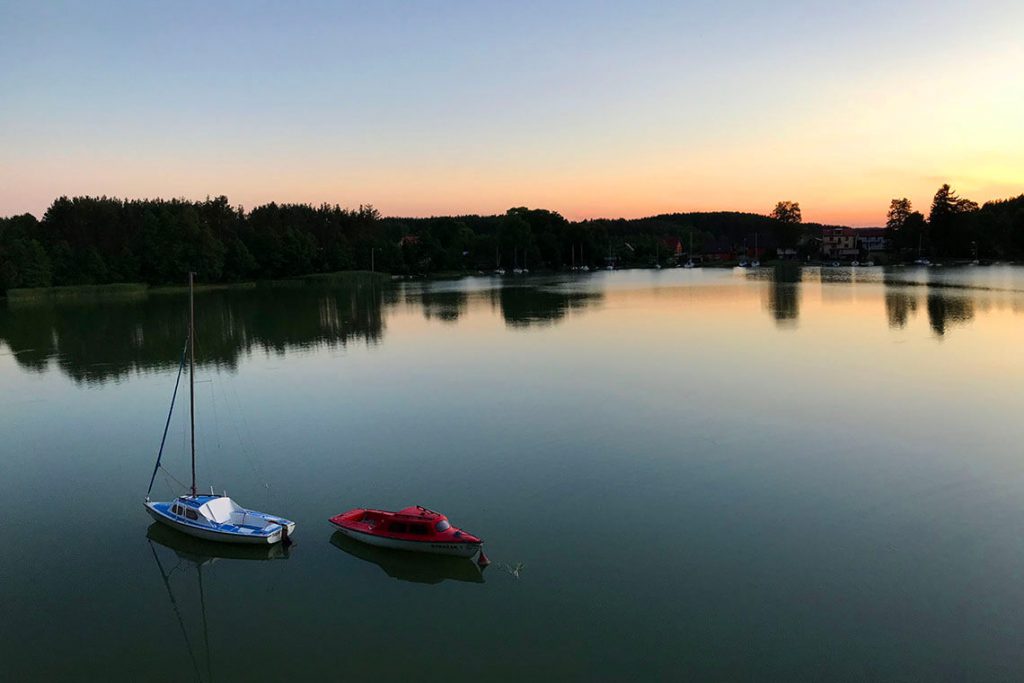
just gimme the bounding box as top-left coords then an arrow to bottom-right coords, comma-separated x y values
2,0 -> 1022,225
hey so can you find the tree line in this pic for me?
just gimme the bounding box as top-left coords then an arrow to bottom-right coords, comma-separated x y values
0,196 -> 809,292
886,185 -> 1024,258
1,186 -> 1022,293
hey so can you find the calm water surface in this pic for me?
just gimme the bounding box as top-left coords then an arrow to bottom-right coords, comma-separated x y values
2,266 -> 1024,681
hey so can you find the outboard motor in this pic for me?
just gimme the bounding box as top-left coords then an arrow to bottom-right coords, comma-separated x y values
278,521 -> 293,546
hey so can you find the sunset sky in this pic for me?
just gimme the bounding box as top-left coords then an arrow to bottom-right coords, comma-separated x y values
2,0 -> 1022,226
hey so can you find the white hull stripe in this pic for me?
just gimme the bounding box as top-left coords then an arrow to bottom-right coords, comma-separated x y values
332,524 -> 481,558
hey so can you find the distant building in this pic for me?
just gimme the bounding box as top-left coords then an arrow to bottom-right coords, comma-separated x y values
704,238 -> 734,261
660,236 -> 683,257
399,235 -> 420,247
821,227 -> 858,258
856,228 -> 889,253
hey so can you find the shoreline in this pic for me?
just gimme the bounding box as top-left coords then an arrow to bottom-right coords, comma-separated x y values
5,261 -> 1019,300
3,270 -> 387,301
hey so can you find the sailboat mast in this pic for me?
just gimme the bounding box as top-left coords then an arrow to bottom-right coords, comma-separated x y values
188,272 -> 197,497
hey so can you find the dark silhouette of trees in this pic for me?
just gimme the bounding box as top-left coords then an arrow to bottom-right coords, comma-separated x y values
886,198 -> 926,254
770,201 -> 802,224
882,186 -> 1024,259
769,201 -> 802,249
928,184 -> 980,256
0,214 -> 52,290
886,198 -> 913,230
3,188 -> 1024,295
976,194 -> 1024,257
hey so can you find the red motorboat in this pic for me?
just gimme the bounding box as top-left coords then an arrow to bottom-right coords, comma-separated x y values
328,505 -> 484,559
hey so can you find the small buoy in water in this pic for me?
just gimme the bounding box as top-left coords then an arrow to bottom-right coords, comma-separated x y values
477,550 -> 491,567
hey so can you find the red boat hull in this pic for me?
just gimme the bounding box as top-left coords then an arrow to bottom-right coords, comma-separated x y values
328,506 -> 483,559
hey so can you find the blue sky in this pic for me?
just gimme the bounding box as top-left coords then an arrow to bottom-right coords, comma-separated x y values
2,0 -> 1022,224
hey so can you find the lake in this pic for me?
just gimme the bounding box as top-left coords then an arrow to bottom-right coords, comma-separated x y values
2,266 -> 1024,681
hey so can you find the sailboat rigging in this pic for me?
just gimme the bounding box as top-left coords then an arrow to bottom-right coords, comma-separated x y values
145,273 -> 296,545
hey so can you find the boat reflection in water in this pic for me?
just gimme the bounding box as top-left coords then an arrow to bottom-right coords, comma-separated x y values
146,523 -> 290,681
330,531 -> 485,585
147,522 -> 292,563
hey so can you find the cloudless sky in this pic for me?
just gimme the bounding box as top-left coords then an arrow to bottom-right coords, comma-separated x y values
2,0 -> 1022,225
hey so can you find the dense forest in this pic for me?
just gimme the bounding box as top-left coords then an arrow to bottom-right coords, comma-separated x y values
1,186 -> 1022,293
886,187 -> 1024,258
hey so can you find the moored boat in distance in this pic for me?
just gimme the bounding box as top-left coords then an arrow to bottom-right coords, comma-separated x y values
329,505 -> 484,559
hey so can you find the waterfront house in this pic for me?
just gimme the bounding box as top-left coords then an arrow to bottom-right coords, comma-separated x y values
856,228 -> 889,253
821,227 -> 858,258
704,238 -> 734,262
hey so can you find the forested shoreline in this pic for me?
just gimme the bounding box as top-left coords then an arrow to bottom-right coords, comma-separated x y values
1,186 -> 1022,294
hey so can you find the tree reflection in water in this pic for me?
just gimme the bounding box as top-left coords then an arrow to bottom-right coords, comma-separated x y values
762,264 -> 801,327
926,293 -> 975,336
495,283 -> 602,329
882,272 -> 975,336
885,291 -> 919,328
0,275 -> 385,384
416,286 -> 468,324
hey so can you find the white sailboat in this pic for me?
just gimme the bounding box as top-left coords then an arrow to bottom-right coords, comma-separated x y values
913,234 -> 930,266
684,233 -> 697,268
144,273 -> 295,545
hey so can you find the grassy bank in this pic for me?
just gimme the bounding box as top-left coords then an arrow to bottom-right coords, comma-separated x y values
4,271 -> 389,300
5,282 -> 149,302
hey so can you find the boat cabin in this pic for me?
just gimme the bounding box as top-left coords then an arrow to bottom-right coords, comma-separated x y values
348,506 -> 467,540
166,495 -> 277,532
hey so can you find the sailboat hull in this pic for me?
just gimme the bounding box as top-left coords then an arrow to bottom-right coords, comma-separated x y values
145,501 -> 294,545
